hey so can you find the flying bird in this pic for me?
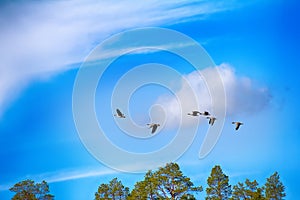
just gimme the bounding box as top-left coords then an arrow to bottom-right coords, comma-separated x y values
200,111 -> 210,116
232,122 -> 243,130
187,111 -> 201,116
207,116 -> 216,126
147,123 -> 160,134
114,109 -> 125,118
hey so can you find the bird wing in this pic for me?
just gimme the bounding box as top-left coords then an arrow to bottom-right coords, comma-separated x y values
211,118 -> 216,125
116,109 -> 123,116
235,123 -> 239,130
208,118 -> 212,124
151,125 -> 158,134
236,122 -> 243,130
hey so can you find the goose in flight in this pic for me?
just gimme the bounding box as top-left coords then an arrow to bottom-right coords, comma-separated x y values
147,123 -> 160,134
200,111 -> 210,116
187,111 -> 201,116
232,122 -> 243,130
207,116 -> 216,126
114,109 -> 125,118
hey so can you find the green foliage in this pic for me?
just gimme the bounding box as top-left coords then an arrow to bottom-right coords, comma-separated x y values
154,163 -> 202,199
180,193 -> 197,200
206,165 -> 232,200
9,180 -> 54,200
128,171 -> 160,200
264,172 -> 285,200
129,162 -> 202,200
231,179 -> 264,200
95,177 -> 129,200
10,163 -> 286,200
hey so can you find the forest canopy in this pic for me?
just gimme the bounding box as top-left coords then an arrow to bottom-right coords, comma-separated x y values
9,163 -> 285,200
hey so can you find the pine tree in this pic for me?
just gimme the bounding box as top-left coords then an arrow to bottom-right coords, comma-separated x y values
9,180 -> 54,200
129,162 -> 202,200
206,165 -> 232,200
128,171 -> 159,200
95,177 -> 129,200
264,172 -> 285,200
154,163 -> 202,199
231,179 -> 264,200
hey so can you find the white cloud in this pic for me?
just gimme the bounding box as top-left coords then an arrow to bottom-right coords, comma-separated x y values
155,63 -> 271,128
218,64 -> 271,115
0,159 -> 160,191
44,168 -> 116,183
0,167 -> 118,191
0,0 -> 244,117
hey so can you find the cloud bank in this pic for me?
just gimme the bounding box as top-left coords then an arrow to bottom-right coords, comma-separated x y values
156,63 -> 271,128
0,0 -> 240,116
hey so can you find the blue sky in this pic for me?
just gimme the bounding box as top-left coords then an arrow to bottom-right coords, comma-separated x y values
0,0 -> 300,199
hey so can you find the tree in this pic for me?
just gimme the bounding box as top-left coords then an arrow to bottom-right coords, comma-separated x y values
264,172 -> 285,200
128,171 -> 160,200
206,165 -> 232,200
95,177 -> 129,200
180,193 -> 197,200
129,163 -> 202,200
128,180 -> 149,200
153,163 -> 202,199
231,179 -> 264,200
9,179 -> 54,200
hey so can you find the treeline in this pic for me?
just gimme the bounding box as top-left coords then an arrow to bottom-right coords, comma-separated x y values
9,163 -> 285,200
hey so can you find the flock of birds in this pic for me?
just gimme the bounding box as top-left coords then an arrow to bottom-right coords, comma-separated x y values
187,110 -> 243,131
114,108 -> 243,134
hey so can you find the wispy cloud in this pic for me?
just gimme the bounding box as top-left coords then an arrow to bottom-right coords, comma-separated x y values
43,168 -> 116,183
0,159 -> 161,191
0,167 -> 118,191
155,63 -> 271,128
0,0 -> 245,116
88,40 -> 197,61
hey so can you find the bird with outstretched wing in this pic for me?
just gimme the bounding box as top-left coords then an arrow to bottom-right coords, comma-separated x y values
147,123 -> 160,134
114,108 -> 125,118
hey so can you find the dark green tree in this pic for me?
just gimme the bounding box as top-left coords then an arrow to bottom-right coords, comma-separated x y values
128,171 -> 159,200
206,165 -> 232,200
264,172 -> 285,200
231,179 -> 264,200
95,177 -> 129,200
9,180 -> 54,200
128,180 -> 148,200
129,163 -> 202,200
153,163 -> 202,199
